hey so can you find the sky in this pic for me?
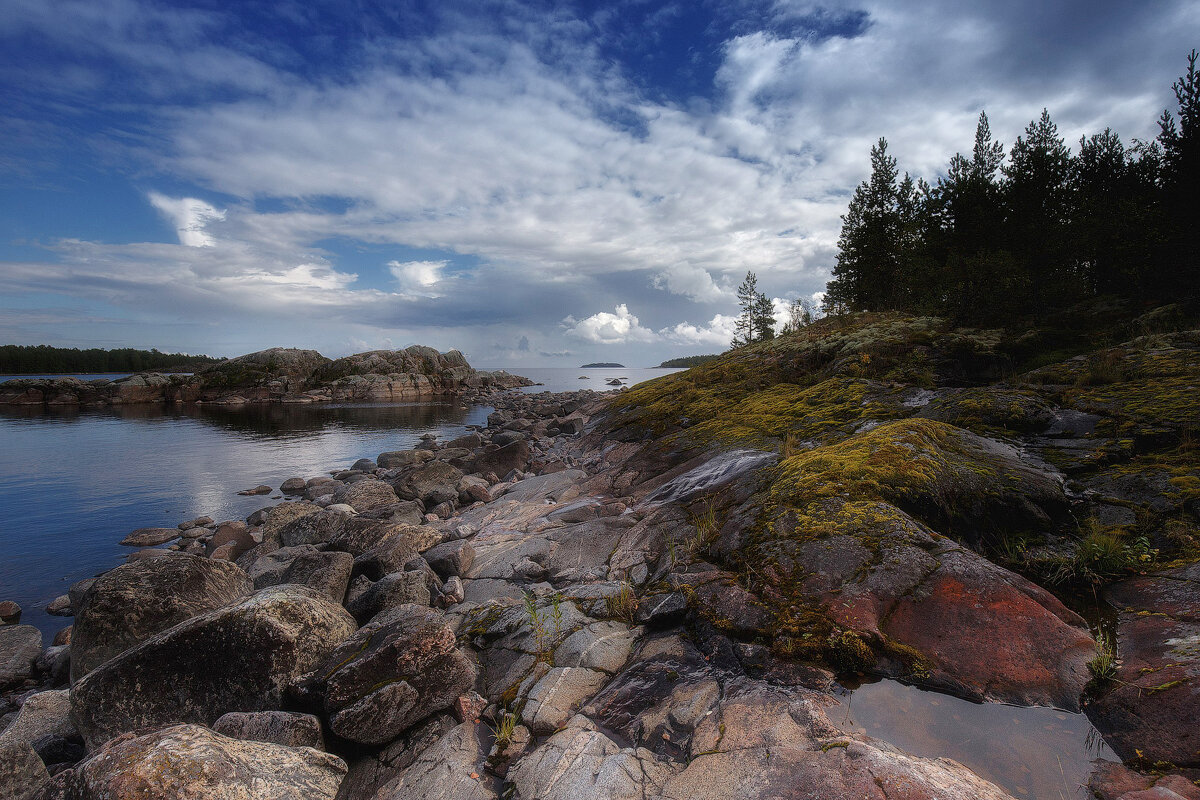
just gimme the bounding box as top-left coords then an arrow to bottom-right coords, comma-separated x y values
0,1 -> 1196,367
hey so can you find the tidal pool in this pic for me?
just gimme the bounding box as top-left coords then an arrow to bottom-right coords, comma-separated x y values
834,677 -> 1116,800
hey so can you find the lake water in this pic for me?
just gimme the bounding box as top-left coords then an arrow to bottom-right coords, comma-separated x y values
484,366 -> 684,393
836,677 -> 1115,800
0,401 -> 489,636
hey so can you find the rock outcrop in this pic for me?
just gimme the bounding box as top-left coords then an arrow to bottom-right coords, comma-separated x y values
0,345 -> 531,407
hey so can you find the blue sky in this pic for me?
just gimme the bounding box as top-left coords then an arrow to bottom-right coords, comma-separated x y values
1,0 -> 1196,366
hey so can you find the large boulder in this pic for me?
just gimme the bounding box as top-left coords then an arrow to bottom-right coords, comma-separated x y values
0,625 -> 42,689
278,509 -> 348,547
0,739 -> 49,800
70,585 -> 356,749
0,690 -> 74,749
294,604 -> 475,745
474,441 -> 531,478
38,724 -> 345,799
332,480 -> 398,512
395,462 -> 464,506
329,519 -> 436,557
345,571 -> 431,622
70,555 -> 253,681
213,711 -> 325,750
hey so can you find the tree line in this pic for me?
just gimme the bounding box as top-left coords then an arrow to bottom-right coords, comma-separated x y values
0,345 -> 224,375
823,50 -> 1200,323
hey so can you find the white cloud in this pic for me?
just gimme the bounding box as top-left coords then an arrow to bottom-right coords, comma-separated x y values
564,304 -> 656,344
147,192 -> 226,247
388,260 -> 446,295
659,313 -> 738,348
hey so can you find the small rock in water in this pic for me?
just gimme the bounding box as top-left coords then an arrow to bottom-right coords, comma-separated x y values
119,527 -> 180,547
177,515 -> 213,530
237,484 -> 273,496
0,601 -> 20,625
280,477 -> 307,494
45,595 -> 72,616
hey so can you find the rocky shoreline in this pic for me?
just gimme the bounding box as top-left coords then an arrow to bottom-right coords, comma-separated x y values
0,345 -> 532,408
2,317 -> 1199,799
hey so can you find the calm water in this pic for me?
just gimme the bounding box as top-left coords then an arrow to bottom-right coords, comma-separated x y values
837,678 -> 1115,800
0,401 -> 488,636
484,366 -> 685,393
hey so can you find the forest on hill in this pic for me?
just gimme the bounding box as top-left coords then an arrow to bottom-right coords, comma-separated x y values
823,50 -> 1200,325
0,345 -> 223,375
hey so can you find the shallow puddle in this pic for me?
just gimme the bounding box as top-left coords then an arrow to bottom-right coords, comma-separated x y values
833,678 -> 1116,800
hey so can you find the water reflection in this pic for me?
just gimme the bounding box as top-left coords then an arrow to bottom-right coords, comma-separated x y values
834,677 -> 1115,800
0,402 -> 490,636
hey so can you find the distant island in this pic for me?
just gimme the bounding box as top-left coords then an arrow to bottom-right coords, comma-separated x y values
580,362 -> 624,368
657,354 -> 720,368
1,344 -> 224,375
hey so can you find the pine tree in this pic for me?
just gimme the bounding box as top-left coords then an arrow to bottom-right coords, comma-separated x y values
824,138 -> 904,313
731,271 -> 758,348
752,291 -> 776,341
1156,49 -> 1200,299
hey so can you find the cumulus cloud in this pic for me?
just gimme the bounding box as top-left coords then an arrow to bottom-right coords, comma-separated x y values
564,304 -> 656,345
659,313 -> 739,347
147,192 -> 226,247
388,260 -> 446,295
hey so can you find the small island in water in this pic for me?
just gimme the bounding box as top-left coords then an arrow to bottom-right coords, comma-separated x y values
579,362 -> 624,368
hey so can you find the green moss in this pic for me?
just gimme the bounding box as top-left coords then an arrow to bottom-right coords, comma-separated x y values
828,630 -> 875,673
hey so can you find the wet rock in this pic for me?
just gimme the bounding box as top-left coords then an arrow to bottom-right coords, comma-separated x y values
40,723 -> 345,799
295,604 -> 476,745
71,585 -> 356,748
372,721 -> 497,800
213,710 -> 325,750
1089,563 -> 1200,767
70,554 -> 253,680
237,484 -> 274,496
0,601 -> 20,625
280,477 -> 308,494
51,627 -> 71,647
423,540 -> 476,580
351,458 -> 378,472
178,515 -> 214,530
332,479 -> 398,512
0,739 -> 49,800
0,625 -> 42,689
44,596 -> 72,617
345,571 -> 432,622
118,527 -> 179,547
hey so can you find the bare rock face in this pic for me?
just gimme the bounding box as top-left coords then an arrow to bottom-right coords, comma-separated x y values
197,347 -> 331,390
1088,562 -> 1200,767
70,555 -> 253,681
293,603 -> 475,745
38,724 -> 345,800
0,625 -> 42,689
70,585 -> 356,749
0,739 -> 49,800
213,710 -> 325,750
371,721 -> 498,800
